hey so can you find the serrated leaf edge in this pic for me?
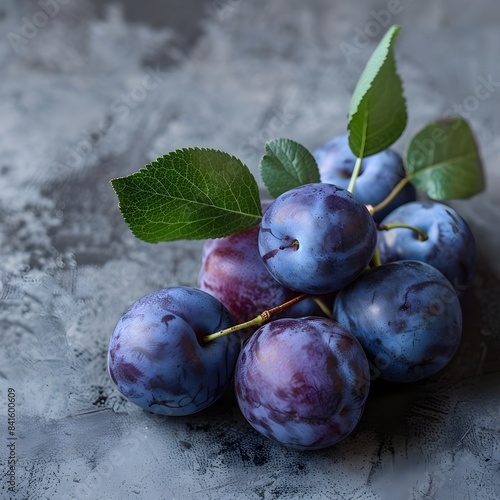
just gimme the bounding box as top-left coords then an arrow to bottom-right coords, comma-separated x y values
349,25 -> 401,120
110,147 -> 262,243
260,138 -> 320,198
404,117 -> 485,199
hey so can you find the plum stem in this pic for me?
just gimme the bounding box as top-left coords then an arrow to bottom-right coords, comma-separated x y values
279,239 -> 299,251
202,294 -> 309,343
347,156 -> 363,193
371,176 -> 410,214
312,296 -> 333,317
370,247 -> 382,267
377,222 -> 429,241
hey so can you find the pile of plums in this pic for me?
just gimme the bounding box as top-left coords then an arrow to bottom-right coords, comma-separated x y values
108,133 -> 476,450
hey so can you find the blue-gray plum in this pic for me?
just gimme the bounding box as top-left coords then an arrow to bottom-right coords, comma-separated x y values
258,183 -> 377,294
377,201 -> 477,294
313,133 -> 416,222
333,260 -> 462,383
107,287 -> 240,416
198,225 -> 332,328
234,317 -> 370,450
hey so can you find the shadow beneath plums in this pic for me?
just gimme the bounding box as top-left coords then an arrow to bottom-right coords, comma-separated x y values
357,255 -> 500,443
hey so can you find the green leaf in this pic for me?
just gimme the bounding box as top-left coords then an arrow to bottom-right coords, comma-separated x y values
405,117 -> 485,199
260,138 -> 320,198
348,25 -> 407,157
110,148 -> 262,243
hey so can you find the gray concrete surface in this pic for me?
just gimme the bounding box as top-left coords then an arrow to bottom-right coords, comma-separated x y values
1,0 -> 500,498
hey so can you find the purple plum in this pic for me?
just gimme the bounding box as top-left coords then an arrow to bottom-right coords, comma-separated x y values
333,260 -> 462,383
377,201 -> 477,294
313,132 -> 416,222
107,287 -> 240,416
258,183 -> 377,294
234,317 -> 370,450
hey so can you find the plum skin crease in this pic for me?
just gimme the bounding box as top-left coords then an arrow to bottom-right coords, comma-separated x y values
377,201 -> 477,294
333,260 -> 462,383
313,133 -> 416,222
107,287 -> 240,416
234,317 -> 371,450
258,183 -> 377,295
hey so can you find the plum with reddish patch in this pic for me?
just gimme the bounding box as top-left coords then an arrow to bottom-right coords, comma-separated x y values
108,287 -> 240,416
198,224 -> 332,329
234,317 -> 370,450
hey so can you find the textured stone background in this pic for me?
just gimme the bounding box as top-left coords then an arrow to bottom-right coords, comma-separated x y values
1,0 -> 500,498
